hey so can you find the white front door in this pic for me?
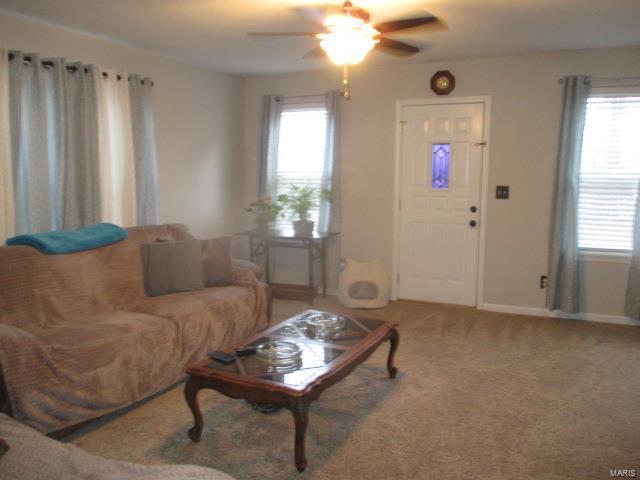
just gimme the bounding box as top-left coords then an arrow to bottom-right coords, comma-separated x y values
398,102 -> 485,306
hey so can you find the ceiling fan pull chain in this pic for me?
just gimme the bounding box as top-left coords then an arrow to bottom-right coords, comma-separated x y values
342,64 -> 351,100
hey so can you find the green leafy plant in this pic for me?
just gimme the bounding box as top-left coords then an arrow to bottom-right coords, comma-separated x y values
279,184 -> 331,222
245,197 -> 284,225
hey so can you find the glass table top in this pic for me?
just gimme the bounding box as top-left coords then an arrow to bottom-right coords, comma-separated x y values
206,311 -> 386,387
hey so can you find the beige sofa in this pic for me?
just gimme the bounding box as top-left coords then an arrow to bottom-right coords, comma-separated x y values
0,413 -> 234,480
0,224 -> 269,434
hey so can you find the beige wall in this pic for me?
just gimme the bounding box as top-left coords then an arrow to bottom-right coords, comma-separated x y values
244,47 -> 640,316
0,11 -> 245,238
2,10 -> 637,316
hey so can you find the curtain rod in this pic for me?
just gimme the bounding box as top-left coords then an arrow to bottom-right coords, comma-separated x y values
591,76 -> 640,82
558,75 -> 640,84
279,88 -> 341,100
277,93 -> 325,100
7,52 -> 154,86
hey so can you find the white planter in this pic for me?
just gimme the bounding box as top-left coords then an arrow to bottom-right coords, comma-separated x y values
293,220 -> 314,236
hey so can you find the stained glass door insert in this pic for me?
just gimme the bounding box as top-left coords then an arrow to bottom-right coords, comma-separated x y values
432,143 -> 451,189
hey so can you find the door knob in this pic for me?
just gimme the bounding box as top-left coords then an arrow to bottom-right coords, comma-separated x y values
470,206 -> 477,213
469,220 -> 477,227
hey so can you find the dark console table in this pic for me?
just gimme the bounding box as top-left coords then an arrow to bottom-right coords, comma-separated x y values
237,228 -> 339,305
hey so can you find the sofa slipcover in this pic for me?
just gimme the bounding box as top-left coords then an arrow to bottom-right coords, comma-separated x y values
0,224 -> 269,433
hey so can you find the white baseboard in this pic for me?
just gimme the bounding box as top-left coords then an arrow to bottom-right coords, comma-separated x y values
479,302 -> 640,327
480,303 -> 547,317
276,292 -> 640,327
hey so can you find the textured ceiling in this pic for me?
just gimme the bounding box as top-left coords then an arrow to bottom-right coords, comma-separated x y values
0,0 -> 639,75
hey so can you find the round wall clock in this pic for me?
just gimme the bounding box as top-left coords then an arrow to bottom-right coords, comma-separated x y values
430,70 -> 455,95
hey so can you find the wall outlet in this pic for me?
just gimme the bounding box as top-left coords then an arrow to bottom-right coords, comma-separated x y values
540,275 -> 548,289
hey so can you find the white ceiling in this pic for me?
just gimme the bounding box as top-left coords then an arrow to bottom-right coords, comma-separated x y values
0,0 -> 639,76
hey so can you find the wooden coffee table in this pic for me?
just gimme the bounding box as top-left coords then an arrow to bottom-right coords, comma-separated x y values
184,310 -> 399,472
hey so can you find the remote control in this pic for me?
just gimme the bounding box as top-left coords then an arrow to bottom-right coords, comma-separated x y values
208,350 -> 236,364
235,346 -> 257,357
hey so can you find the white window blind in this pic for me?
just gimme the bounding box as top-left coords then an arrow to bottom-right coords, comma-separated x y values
275,105 -> 327,228
578,96 -> 640,251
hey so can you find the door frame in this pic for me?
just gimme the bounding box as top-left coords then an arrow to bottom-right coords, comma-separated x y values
391,96 -> 492,306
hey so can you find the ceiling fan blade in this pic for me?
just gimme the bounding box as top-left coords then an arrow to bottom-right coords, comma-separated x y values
375,38 -> 420,57
374,16 -> 445,34
303,47 -> 328,59
247,32 -> 321,37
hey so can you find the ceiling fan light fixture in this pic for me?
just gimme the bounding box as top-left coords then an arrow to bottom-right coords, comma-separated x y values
317,14 -> 378,65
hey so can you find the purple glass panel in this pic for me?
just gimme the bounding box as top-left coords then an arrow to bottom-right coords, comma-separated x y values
432,143 -> 450,189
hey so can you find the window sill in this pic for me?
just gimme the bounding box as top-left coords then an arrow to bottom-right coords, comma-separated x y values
579,250 -> 631,264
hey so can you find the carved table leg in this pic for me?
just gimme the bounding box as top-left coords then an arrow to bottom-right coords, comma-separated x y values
290,398 -> 310,472
184,376 -> 204,442
387,328 -> 399,379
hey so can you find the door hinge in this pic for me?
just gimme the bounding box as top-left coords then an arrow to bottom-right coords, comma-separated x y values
397,272 -> 400,284
400,120 -> 407,133
474,141 -> 488,147
398,198 -> 402,211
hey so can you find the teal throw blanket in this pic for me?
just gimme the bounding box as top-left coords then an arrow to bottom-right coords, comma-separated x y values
6,223 -> 128,254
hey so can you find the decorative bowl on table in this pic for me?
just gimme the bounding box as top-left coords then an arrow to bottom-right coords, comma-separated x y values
256,341 -> 302,372
304,312 -> 346,340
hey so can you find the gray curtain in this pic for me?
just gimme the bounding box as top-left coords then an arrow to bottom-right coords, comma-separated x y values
62,62 -> 102,229
547,75 -> 591,313
0,46 -> 14,240
319,90 -> 342,288
318,90 -> 341,233
8,52 -> 101,234
129,75 -> 159,225
258,94 -> 282,199
625,179 -> 640,319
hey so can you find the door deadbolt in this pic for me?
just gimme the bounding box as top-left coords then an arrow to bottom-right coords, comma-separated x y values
469,220 -> 477,227
470,206 -> 477,213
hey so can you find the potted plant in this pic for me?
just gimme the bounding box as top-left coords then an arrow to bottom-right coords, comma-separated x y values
245,197 -> 284,230
280,185 -> 329,236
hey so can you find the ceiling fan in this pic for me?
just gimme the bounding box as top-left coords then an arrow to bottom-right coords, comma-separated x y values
248,1 -> 446,98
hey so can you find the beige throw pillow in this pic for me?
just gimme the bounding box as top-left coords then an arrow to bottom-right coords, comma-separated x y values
201,237 -> 233,287
142,240 -> 205,296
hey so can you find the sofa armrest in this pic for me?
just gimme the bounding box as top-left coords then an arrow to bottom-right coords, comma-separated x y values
231,266 -> 272,325
232,266 -> 258,285
231,258 -> 263,280
254,280 -> 272,325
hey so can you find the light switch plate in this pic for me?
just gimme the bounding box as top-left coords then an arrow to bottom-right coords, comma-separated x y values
496,186 -> 509,199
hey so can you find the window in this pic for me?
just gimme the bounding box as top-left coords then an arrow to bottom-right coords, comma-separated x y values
275,102 -> 327,227
578,94 -> 640,252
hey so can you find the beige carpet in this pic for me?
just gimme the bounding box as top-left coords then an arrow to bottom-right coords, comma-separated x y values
67,298 -> 640,479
